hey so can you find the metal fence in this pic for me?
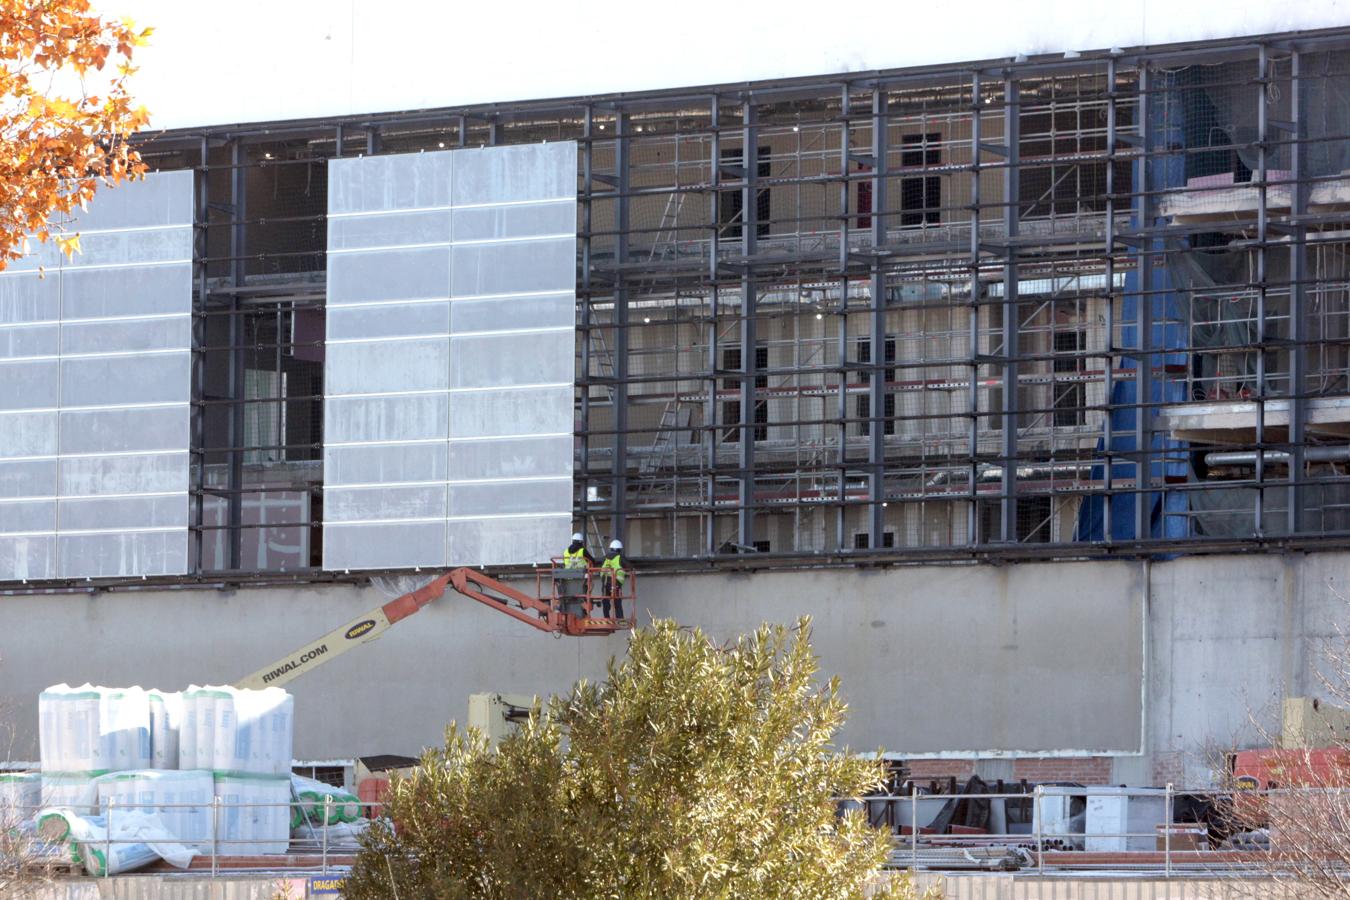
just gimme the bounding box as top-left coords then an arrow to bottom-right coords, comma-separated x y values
8,783 -> 1349,880
4,797 -> 384,878
857,783 -> 1335,877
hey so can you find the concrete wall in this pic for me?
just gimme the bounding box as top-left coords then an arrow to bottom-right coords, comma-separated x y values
1,550 -> 1345,784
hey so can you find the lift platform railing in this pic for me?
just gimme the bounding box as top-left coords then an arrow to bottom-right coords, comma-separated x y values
539,558 -> 637,636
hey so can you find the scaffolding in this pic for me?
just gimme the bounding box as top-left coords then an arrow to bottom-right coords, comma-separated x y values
107,26 -> 1350,583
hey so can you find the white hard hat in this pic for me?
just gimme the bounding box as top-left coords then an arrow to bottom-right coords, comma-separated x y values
571,532 -> 584,542
609,539 -> 623,550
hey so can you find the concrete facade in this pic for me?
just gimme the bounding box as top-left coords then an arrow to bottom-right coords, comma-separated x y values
1,550 -> 1344,785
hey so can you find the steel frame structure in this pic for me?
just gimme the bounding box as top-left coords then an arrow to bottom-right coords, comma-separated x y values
9,26 -> 1350,591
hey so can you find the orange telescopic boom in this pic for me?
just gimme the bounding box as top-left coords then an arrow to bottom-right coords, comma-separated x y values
235,564 -> 635,689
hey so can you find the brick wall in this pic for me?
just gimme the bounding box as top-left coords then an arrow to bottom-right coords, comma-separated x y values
1011,756 -> 1114,785
904,758 -> 975,784
1151,751 -> 1186,787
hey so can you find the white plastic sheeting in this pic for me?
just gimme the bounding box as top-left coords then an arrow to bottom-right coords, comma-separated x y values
40,773 -> 99,815
93,769 -> 215,852
38,684 -> 152,774
178,685 -> 294,775
37,806 -> 196,875
324,142 -> 576,570
0,170 -> 193,580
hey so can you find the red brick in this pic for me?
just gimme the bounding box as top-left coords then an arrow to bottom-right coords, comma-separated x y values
1012,756 -> 1113,785
905,758 -> 975,783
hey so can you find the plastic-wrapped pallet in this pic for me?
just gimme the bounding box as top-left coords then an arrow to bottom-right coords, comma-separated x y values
39,684 -> 151,773
0,772 -> 40,824
291,773 -> 362,825
148,691 -> 182,770
40,773 -> 99,815
37,807 -> 196,875
180,686 -> 293,775
212,774 -> 291,855
93,769 -> 215,852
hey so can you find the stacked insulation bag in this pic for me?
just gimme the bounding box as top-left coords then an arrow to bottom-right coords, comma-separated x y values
289,774 -> 369,849
38,684 -> 153,812
0,772 -> 41,824
35,683 -> 297,869
180,685 -> 295,855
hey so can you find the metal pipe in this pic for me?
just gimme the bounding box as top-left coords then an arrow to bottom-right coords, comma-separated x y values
926,462 -> 1096,487
1205,446 -> 1350,467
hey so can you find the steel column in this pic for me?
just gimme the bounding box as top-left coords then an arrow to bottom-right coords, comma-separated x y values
579,105 -> 594,534
738,101 -> 759,547
191,137 -> 209,571
837,84 -> 851,552
1103,60 -> 1119,543
1288,50 -> 1308,533
967,73 -> 983,548
1255,45 -> 1271,534
1133,65 -> 1153,543
613,111 -> 630,542
999,75 -> 1020,543
226,138 -> 247,569
867,87 -> 888,546
707,94 -> 721,554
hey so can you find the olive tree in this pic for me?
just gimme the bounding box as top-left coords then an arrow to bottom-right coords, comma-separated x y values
345,618 -> 932,899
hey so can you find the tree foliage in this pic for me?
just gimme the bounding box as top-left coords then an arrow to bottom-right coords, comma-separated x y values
346,618 -> 930,899
0,0 -> 150,268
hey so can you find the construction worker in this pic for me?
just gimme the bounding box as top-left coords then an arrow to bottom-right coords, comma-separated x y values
563,532 -> 596,569
557,532 -> 596,617
600,539 -> 627,619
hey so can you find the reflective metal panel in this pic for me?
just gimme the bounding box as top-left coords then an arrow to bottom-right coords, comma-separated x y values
0,171 -> 193,580
324,142 -> 576,570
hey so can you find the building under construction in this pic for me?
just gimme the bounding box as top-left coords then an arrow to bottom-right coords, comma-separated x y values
5,23 -> 1350,786
103,30 -> 1350,569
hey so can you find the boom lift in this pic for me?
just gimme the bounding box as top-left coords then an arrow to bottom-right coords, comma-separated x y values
235,563 -> 635,689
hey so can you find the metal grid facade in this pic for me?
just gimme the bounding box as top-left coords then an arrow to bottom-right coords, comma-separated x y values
13,26 -> 1350,586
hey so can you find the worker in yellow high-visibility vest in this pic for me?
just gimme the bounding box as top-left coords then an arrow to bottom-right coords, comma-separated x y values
562,532 -> 596,569
600,539 -> 627,619
557,532 -> 596,615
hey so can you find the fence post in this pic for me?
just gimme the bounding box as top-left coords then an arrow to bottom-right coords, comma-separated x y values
1034,785 -> 1044,873
103,796 -> 113,878
1164,782 -> 1173,879
910,782 -> 918,870
211,795 -> 220,879
323,795 -> 333,873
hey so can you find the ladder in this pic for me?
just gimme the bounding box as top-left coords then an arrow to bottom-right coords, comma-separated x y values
639,402 -> 693,477
588,326 -> 618,406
